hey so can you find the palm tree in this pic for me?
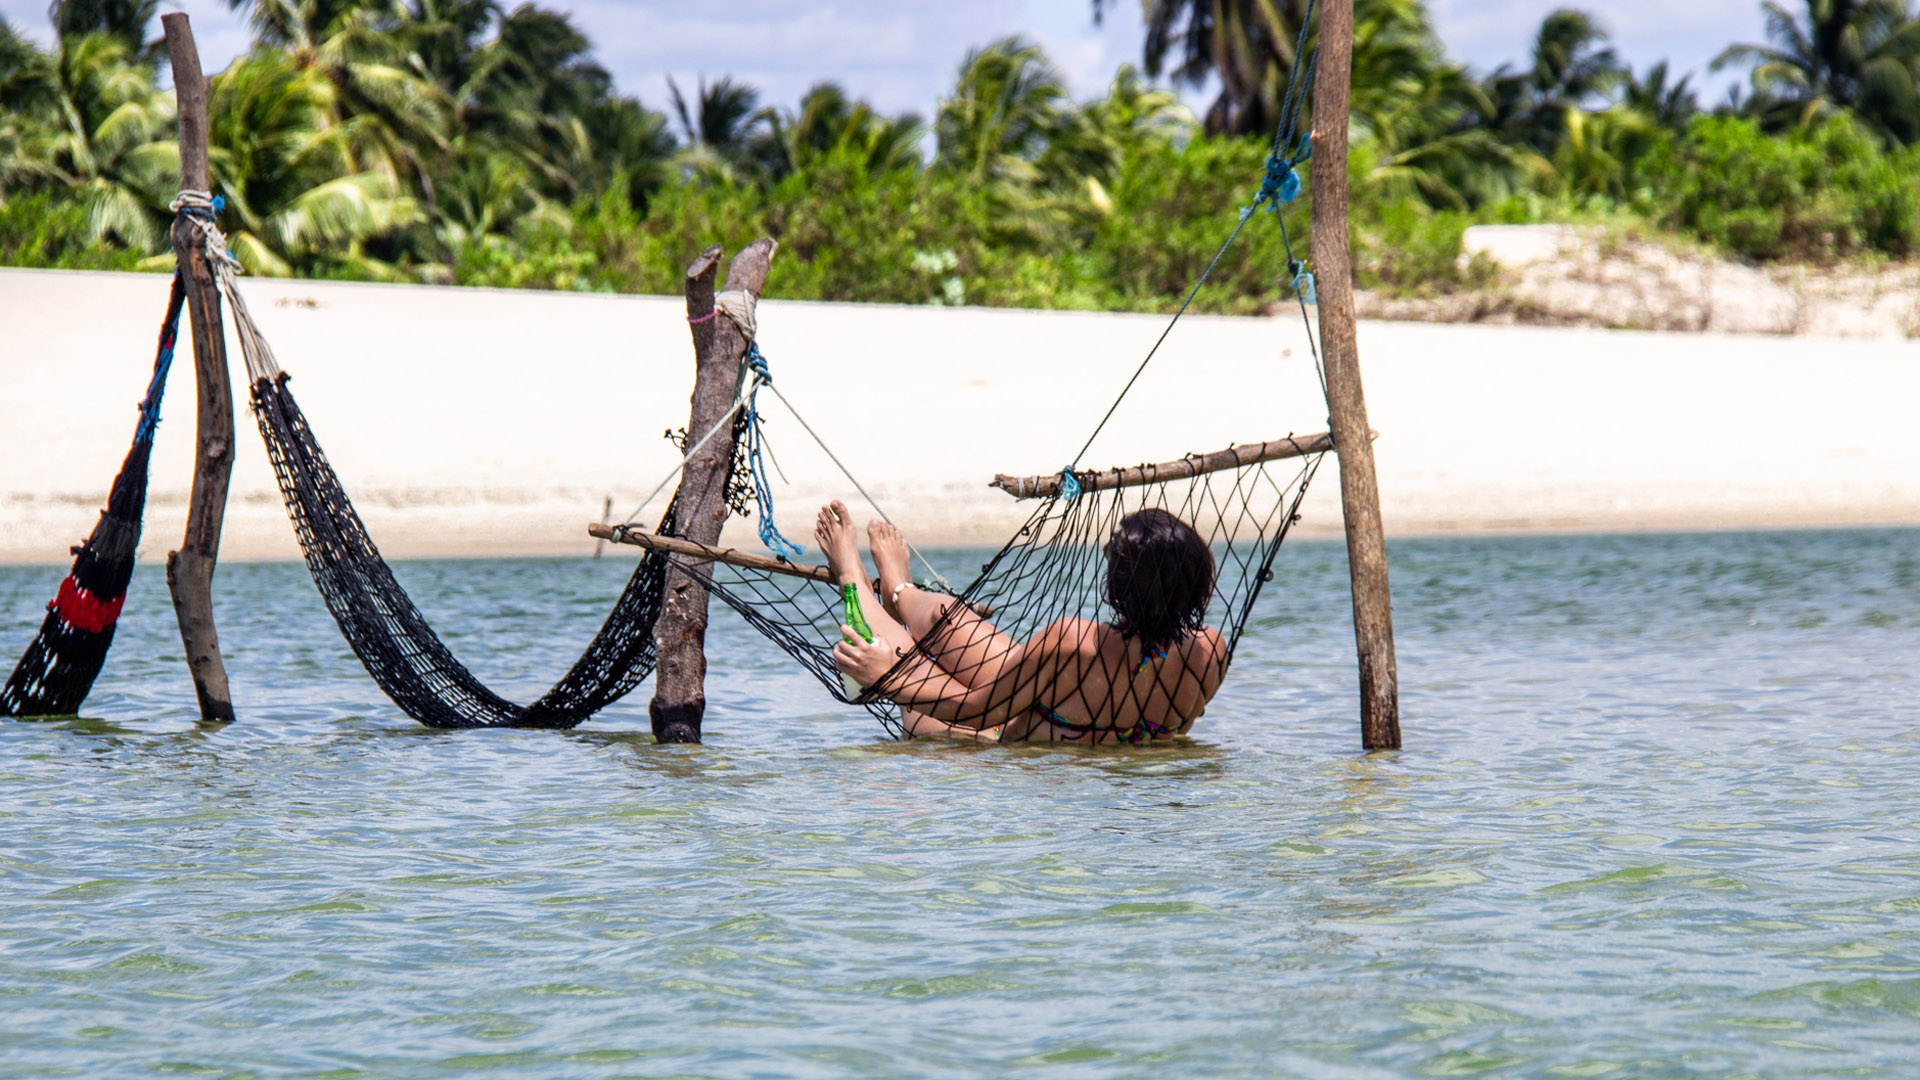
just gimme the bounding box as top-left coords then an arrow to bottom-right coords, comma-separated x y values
1356,64 -> 1544,209
431,144 -> 556,254
48,0 -> 161,63
34,30 -> 175,249
935,36 -> 1094,240
1713,0 -> 1920,144
1,19 -> 59,194
936,36 -> 1076,182
666,74 -> 764,179
401,0 -> 496,103
1622,60 -> 1699,129
756,82 -> 923,180
206,47 -> 417,276
575,95 -> 677,205
1552,105 -> 1662,199
1081,64 -> 1193,161
1102,0 -> 1309,136
1483,9 -> 1627,154
1309,0 -> 1539,209
228,0 -> 448,195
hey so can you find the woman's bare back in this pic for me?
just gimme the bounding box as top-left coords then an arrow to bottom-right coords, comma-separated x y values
995,618 -> 1227,743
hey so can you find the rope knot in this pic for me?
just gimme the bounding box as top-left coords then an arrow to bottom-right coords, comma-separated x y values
1058,467 -> 1083,503
1248,135 -> 1312,218
745,342 -> 772,385
169,189 -> 223,218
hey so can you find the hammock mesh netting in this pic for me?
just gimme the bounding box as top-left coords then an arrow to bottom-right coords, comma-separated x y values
170,189 -> 669,729
249,372 -> 670,728
689,444 -> 1325,740
3,273 -> 185,718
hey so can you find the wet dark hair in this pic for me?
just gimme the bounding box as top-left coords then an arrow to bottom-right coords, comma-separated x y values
1104,508 -> 1215,656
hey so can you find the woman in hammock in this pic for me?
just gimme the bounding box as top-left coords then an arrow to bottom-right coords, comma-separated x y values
817,501 -> 1228,743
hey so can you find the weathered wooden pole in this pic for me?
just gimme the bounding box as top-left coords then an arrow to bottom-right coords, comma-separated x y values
649,239 -> 778,743
161,13 -> 236,724
1310,0 -> 1400,750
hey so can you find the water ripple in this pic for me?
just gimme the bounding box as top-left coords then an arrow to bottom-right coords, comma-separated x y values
1,528 -> 1917,1077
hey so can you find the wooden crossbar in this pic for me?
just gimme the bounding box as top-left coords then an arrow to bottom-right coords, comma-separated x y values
589,524 -> 834,582
587,524 -> 994,618
991,431 -> 1362,501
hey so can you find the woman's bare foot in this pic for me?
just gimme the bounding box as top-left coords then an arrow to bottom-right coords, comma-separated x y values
814,501 -> 866,587
869,519 -> 913,620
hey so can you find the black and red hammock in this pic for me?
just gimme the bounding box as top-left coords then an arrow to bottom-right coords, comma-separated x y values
2,273 -> 186,717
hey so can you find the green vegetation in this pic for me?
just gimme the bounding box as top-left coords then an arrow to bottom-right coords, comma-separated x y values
4,0 -> 1920,310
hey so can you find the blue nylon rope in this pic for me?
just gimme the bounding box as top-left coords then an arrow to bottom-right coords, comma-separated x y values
135,272 -> 187,443
740,344 -> 806,558
1061,0 -> 1324,481
1058,468 -> 1083,502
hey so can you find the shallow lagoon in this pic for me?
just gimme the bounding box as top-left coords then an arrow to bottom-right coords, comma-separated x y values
2,528 -> 1918,1079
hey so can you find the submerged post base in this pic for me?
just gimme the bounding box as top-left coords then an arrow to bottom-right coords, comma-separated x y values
650,699 -> 702,744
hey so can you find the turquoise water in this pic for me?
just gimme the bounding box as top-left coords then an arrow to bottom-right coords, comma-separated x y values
2,528 -> 1918,1078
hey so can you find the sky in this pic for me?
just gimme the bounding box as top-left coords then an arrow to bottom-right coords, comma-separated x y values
2,0 -> 1770,116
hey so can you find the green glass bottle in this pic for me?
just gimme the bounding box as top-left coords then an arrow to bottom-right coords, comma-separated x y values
840,583 -> 874,698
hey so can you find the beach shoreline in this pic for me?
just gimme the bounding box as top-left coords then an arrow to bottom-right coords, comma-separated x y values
4,267 -> 1918,566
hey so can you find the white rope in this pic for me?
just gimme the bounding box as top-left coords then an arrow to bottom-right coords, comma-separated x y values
171,190 -> 281,385
619,392 -> 750,529
712,290 -> 952,584
761,381 -> 950,591
719,292 -> 950,587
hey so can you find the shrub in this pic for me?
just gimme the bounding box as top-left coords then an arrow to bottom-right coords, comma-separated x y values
1647,115 -> 1920,261
0,195 -> 145,271
1351,199 -> 1478,296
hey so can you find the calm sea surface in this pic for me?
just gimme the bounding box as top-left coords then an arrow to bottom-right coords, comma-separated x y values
2,528 -> 1917,1079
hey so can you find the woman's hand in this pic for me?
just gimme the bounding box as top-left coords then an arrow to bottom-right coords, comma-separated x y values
832,625 -> 901,689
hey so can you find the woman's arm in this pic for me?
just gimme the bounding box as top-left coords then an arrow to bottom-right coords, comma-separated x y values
834,622 -> 1070,730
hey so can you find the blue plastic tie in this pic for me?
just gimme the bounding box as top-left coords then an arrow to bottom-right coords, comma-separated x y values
1058,468 -> 1082,503
136,339 -> 175,441
1289,259 -> 1317,306
134,274 -> 186,443
211,194 -> 225,213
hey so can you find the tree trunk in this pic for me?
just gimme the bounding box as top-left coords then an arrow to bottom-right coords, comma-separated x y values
649,240 -> 778,743
1310,0 -> 1400,751
161,13 -> 235,724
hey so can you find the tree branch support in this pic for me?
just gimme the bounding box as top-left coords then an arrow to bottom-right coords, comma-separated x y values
162,13 -> 236,723
648,240 -> 778,743
1312,0 -> 1400,750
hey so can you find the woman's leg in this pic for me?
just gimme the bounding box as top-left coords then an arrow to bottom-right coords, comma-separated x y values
816,501 -> 914,656
898,708 -> 1005,742
868,519 -> 1019,688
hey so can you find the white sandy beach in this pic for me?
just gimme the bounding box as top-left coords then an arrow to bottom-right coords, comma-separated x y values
2,266 -> 1918,566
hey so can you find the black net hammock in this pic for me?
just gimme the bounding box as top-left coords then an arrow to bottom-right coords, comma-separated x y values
169,202 -> 669,730
3,273 -> 186,718
602,7 -> 1334,743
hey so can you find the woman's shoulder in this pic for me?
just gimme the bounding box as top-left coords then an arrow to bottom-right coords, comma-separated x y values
1186,626 -> 1229,671
1035,617 -> 1112,654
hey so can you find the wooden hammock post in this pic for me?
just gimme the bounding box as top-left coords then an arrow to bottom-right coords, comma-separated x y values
649,239 -> 778,743
161,13 -> 237,724
1311,0 -> 1400,750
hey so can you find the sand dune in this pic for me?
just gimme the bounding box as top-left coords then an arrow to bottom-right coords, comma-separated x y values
3,266 -> 1917,566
